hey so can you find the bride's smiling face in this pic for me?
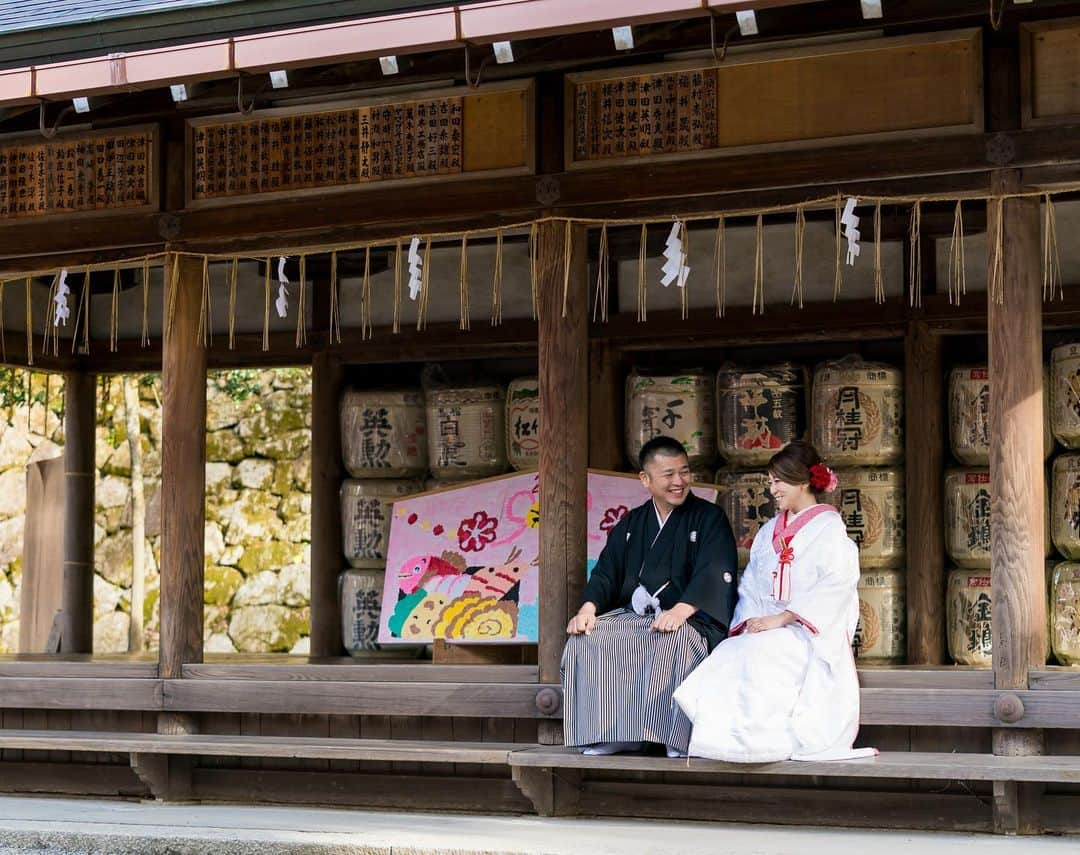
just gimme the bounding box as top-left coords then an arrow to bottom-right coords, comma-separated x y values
767,473 -> 813,513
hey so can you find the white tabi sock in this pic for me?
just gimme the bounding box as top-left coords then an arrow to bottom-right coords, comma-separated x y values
582,741 -> 644,755
665,745 -> 686,759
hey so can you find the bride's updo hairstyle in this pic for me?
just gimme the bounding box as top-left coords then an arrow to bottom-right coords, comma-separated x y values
768,440 -> 837,501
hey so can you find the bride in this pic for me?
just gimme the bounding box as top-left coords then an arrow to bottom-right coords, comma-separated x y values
673,440 -> 876,763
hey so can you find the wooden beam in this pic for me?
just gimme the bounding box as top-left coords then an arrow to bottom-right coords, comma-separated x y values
536,221 -> 588,745
309,350 -> 344,658
904,323 -> 947,664
159,254 -> 207,680
162,679 -> 559,718
60,371 -> 95,655
987,170 -> 1046,835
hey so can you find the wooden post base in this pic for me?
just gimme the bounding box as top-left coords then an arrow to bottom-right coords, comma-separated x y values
130,754 -> 193,802
993,781 -> 1044,835
511,765 -> 581,817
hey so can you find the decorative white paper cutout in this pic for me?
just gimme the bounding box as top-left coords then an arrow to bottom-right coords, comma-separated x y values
408,237 -> 423,301
661,221 -> 690,288
841,197 -> 861,266
53,269 -> 70,327
276,256 -> 290,319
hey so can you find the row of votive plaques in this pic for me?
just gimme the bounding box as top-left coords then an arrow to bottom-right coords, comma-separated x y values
625,355 -> 904,470
340,378 -> 541,481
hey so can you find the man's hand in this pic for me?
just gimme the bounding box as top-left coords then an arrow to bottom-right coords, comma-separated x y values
650,602 -> 697,633
567,603 -> 598,635
744,611 -> 795,634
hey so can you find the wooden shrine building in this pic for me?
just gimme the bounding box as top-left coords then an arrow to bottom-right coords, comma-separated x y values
3,0 -> 1080,836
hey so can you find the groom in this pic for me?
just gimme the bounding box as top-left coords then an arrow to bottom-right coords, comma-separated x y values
561,436 -> 738,757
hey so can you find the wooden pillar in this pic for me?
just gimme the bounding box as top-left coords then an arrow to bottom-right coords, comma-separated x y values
588,340 -> 624,471
537,222 -> 588,742
987,171 -> 1046,834
309,351 -> 344,658
904,322 -> 946,664
160,254 -> 207,680
60,370 -> 96,654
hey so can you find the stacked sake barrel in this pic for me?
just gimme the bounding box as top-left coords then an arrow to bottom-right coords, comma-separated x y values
1048,344 -> 1080,664
625,369 -> 717,475
426,384 -> 508,481
946,365 -> 1056,666
812,356 -> 907,665
713,364 -> 805,568
339,388 -> 429,655
506,377 -> 540,471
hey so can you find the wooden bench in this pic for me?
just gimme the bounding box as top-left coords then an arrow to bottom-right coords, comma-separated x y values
507,746 -> 1080,832
0,729 -> 529,801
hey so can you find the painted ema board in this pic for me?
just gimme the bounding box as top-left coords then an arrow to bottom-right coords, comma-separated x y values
379,470 -> 718,645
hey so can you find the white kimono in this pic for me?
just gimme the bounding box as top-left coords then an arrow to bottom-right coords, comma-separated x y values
673,505 -> 875,763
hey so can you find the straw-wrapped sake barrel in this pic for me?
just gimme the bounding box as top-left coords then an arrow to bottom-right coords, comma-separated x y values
1052,453 -> 1080,559
625,370 -> 716,468
340,568 -> 384,655
341,389 -> 428,478
1051,561 -> 1080,665
949,366 -> 1053,465
714,470 -> 776,567
690,468 -> 714,484
811,358 -> 903,466
944,469 -> 992,569
830,468 -> 905,569
947,568 -> 993,667
854,569 -> 906,664
506,377 -> 540,471
716,363 -> 806,467
341,479 -> 422,568
1052,343 -> 1080,449
426,385 -> 507,480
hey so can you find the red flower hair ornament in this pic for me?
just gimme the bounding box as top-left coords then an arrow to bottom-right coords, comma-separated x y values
808,464 -> 839,493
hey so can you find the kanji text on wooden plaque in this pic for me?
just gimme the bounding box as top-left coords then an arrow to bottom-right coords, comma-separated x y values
0,127 -> 155,219
567,29 -> 982,167
188,81 -> 533,203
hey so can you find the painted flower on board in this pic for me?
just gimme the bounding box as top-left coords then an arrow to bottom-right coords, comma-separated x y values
526,501 -> 541,528
458,510 -> 499,552
600,505 -> 629,532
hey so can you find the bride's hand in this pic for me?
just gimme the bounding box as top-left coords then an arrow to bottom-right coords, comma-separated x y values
745,612 -> 794,633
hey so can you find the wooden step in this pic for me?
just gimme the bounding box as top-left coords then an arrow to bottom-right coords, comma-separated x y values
509,746 -> 1080,783
0,730 -> 527,764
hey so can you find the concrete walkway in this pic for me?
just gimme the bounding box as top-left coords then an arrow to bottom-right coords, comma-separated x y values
0,796 -> 1076,854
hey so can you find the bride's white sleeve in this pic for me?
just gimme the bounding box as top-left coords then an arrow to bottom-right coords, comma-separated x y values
729,524 -> 773,635
783,524 -> 860,637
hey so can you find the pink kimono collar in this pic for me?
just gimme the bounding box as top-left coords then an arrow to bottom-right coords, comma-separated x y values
770,505 -> 837,601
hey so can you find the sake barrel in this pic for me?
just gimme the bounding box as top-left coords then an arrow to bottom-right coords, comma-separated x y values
714,470 -> 776,568
1052,343 -> 1080,448
340,479 -> 422,568
854,569 -> 906,664
948,367 -> 991,466
690,468 -> 715,485
426,385 -> 507,480
625,370 -> 716,468
340,388 -> 427,478
506,377 -> 540,471
811,358 -> 903,465
716,363 -> 806,467
949,366 -> 1053,464
1052,453 -> 1080,560
944,469 -> 992,569
830,468 -> 905,569
340,568 -> 384,655
947,568 -> 993,667
1051,561 -> 1080,665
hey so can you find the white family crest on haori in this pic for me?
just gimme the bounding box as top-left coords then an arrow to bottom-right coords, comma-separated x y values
674,505 -> 877,763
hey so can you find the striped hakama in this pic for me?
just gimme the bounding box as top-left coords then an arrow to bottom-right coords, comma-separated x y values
561,610 -> 708,752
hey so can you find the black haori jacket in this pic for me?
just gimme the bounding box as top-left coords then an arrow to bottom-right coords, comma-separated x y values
581,492 -> 738,651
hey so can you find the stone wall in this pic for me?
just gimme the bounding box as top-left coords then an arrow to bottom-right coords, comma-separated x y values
0,367 -> 312,655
